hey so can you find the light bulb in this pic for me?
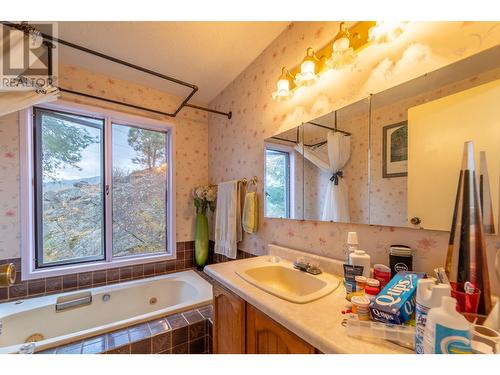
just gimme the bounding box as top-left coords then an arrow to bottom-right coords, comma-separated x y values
300,59 -> 315,77
294,48 -> 318,87
327,22 -> 357,70
369,21 -> 407,44
333,36 -> 350,52
276,78 -> 290,93
272,67 -> 294,101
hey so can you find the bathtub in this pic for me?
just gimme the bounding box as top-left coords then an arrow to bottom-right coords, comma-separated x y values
0,270 -> 212,353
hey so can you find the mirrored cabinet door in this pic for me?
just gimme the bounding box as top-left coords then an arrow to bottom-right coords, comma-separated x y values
368,46 -> 500,232
264,126 -> 304,220
302,97 -> 370,224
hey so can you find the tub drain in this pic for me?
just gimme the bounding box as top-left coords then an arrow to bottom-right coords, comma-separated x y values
25,333 -> 44,343
149,297 -> 157,305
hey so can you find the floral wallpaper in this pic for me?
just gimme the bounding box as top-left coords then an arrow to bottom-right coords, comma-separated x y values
208,21 -> 500,294
0,112 -> 20,259
0,64 -> 209,259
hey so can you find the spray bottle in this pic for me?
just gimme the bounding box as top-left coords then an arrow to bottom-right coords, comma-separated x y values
415,279 -> 451,354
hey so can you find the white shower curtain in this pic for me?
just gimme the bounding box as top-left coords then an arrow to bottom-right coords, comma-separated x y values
0,89 -> 59,117
296,131 -> 351,222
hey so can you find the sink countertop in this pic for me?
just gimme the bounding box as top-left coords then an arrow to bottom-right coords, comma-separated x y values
204,256 -> 413,354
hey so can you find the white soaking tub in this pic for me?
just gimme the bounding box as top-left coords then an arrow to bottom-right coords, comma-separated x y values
0,270 -> 212,353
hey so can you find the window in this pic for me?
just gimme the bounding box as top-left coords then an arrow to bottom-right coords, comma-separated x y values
21,104 -> 174,278
111,123 -> 167,257
34,108 -> 105,267
264,148 -> 290,218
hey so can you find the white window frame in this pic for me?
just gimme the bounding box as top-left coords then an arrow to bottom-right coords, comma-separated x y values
263,143 -> 296,219
20,100 -> 176,280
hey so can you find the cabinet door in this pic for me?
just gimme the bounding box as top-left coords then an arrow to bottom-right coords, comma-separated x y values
213,281 -> 246,354
246,304 -> 315,354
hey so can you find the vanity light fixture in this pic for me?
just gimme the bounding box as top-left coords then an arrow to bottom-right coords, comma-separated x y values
368,21 -> 407,44
273,21 -> 397,102
327,22 -> 358,69
294,47 -> 319,87
272,66 -> 295,101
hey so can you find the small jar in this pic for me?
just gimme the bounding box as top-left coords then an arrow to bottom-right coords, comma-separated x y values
355,275 -> 367,291
366,278 -> 380,289
351,295 -> 371,321
365,286 -> 379,302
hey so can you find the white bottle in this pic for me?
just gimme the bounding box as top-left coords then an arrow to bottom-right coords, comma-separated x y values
415,279 -> 451,354
349,249 -> 371,278
344,231 -> 359,264
423,296 -> 472,354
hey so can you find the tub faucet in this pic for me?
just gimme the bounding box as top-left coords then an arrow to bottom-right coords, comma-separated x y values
0,263 -> 16,287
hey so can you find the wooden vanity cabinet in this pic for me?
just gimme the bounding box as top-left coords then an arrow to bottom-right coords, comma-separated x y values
246,304 -> 315,354
213,281 -> 246,354
212,280 -> 316,354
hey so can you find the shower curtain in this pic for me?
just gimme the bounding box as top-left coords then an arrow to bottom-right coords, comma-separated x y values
296,131 -> 351,222
0,88 -> 59,117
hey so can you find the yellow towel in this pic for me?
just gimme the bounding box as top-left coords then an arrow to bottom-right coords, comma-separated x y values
242,191 -> 258,234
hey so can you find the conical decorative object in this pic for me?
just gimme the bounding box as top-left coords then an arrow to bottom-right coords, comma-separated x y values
479,151 -> 495,234
445,141 -> 492,315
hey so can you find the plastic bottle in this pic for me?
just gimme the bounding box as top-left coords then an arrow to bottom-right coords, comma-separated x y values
349,250 -> 371,278
415,279 -> 451,354
423,296 -> 472,354
344,231 -> 359,264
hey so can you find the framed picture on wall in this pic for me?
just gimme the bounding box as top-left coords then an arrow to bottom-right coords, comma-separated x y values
383,121 -> 408,178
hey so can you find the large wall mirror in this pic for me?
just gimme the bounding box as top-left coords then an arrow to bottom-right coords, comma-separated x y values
264,45 -> 500,233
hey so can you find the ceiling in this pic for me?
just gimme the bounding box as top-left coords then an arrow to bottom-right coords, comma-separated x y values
56,22 -> 289,104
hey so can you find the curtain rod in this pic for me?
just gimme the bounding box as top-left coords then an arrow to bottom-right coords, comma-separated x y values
269,136 -> 327,148
1,22 -> 232,120
306,121 -> 351,136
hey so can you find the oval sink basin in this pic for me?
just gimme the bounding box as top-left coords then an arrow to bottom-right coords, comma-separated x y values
235,263 -> 340,303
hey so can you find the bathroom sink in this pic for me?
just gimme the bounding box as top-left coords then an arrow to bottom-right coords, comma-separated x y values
235,263 -> 340,303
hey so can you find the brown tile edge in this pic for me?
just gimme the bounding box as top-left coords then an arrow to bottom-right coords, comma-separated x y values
36,304 -> 213,355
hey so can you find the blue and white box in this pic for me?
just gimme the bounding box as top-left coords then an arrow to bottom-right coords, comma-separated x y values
369,271 -> 425,324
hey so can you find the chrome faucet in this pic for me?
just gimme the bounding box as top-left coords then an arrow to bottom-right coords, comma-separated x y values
293,257 -> 322,275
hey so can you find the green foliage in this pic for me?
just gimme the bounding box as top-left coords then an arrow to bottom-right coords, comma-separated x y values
265,151 -> 288,218
127,127 -> 166,169
41,116 -> 97,181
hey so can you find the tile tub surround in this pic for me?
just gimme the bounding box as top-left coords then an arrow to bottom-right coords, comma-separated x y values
36,305 -> 213,354
207,21 -> 500,295
0,241 -> 194,302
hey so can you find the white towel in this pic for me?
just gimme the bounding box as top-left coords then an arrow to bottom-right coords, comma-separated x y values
214,180 -> 242,259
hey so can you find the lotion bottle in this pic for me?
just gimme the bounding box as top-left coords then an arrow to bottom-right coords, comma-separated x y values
423,296 -> 472,354
349,250 -> 371,278
415,279 -> 451,354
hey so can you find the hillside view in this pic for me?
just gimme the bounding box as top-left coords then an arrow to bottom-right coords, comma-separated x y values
39,110 -> 167,264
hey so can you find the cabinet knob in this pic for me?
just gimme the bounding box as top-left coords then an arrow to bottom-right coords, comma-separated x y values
410,216 -> 421,225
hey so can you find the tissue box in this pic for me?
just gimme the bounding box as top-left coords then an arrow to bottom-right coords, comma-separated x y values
369,271 -> 425,324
